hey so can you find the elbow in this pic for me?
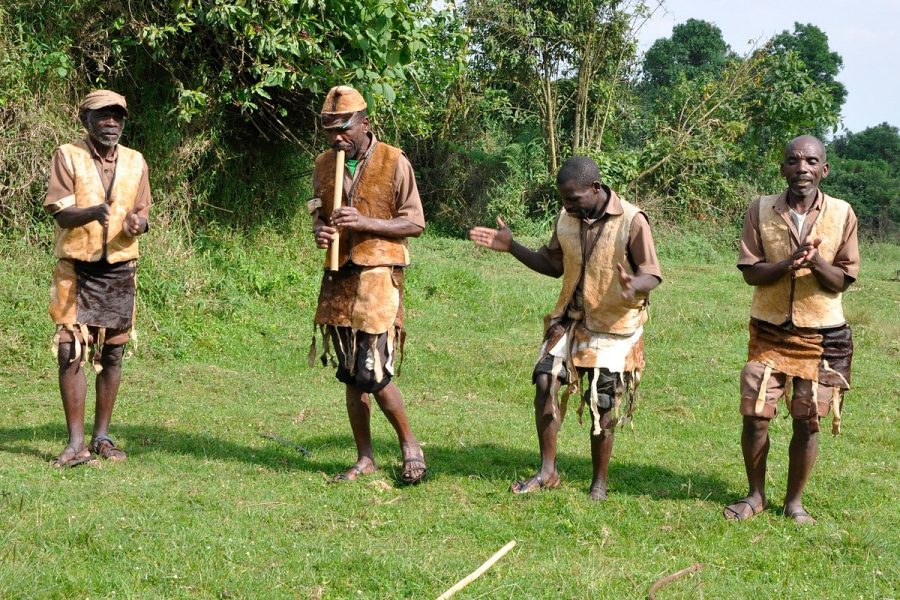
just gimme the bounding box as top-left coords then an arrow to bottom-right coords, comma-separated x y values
407,224 -> 425,238
836,276 -> 854,294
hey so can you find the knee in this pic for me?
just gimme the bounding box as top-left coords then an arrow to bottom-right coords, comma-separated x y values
534,374 -> 554,398
99,344 -> 125,369
791,416 -> 818,437
56,342 -> 81,371
742,415 -> 770,435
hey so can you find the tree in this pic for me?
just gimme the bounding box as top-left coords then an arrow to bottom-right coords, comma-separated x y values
770,23 -> 846,117
642,19 -> 731,89
831,122 -> 900,165
627,44 -> 839,219
463,0 -> 646,173
825,123 -> 900,236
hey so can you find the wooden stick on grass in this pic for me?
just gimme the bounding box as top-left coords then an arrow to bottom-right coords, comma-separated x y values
328,149 -> 346,271
436,540 -> 516,600
647,562 -> 702,600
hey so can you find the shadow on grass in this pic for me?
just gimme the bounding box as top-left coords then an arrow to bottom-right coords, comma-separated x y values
426,443 -> 733,504
0,424 -> 730,501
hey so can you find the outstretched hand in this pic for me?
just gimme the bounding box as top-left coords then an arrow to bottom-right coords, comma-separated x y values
469,216 -> 513,252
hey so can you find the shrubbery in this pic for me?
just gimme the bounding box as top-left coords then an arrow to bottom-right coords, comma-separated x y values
0,1 -> 892,242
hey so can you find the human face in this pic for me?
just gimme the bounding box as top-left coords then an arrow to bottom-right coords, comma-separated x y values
83,107 -> 125,148
557,180 -> 602,217
781,138 -> 829,202
322,112 -> 370,159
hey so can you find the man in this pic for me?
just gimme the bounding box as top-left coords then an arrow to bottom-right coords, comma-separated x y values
308,85 -> 427,485
469,156 -> 662,500
724,135 -> 858,524
45,90 -> 150,466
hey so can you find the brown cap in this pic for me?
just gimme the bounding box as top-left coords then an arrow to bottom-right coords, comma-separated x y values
320,86 -> 367,116
78,90 -> 128,115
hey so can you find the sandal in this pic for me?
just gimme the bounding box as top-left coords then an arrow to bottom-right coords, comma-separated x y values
511,473 -> 560,494
50,447 -> 96,468
90,436 -> 127,462
400,456 -> 427,485
723,499 -> 765,521
785,508 -> 817,525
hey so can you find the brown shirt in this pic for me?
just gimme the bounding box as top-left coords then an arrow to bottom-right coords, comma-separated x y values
537,188 -> 663,281
737,190 -> 859,281
310,134 -> 425,230
44,138 -> 152,219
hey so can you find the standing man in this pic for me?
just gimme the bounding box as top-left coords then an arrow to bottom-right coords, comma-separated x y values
724,135 -> 858,524
309,85 -> 427,485
469,156 -> 662,500
45,90 -> 150,466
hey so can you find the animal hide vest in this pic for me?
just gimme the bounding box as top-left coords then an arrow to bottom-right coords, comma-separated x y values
546,199 -> 648,335
52,141 -> 145,263
750,193 -> 850,328
315,142 -> 409,267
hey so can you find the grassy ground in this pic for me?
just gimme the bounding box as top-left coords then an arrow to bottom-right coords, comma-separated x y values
0,230 -> 897,599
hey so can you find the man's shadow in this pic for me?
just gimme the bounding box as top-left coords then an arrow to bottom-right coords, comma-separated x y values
0,423 -> 731,502
424,442 -> 733,503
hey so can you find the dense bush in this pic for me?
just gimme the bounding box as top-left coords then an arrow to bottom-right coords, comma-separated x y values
0,1 -> 892,239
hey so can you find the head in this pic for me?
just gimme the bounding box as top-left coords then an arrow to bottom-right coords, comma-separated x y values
320,86 -> 370,159
781,135 -> 829,201
556,156 -> 604,217
78,90 -> 128,149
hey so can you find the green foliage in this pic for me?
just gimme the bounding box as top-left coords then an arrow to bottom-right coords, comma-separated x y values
0,0 -> 882,239
626,46 -> 838,223
770,23 -> 846,119
831,122 -> 900,164
642,18 -> 731,89
824,123 -> 900,238
116,0 -> 466,138
411,128 -> 555,237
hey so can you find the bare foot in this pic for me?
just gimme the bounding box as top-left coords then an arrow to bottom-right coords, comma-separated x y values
50,445 -> 93,468
589,483 -> 607,502
723,497 -> 766,521
332,457 -> 376,482
511,471 -> 560,494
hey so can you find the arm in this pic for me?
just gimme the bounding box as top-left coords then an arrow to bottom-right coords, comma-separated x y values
54,204 -> 109,229
45,148 -> 109,229
122,159 -> 151,236
330,208 -> 423,238
469,216 -> 563,278
618,213 -> 662,300
742,237 -> 845,290
617,268 -> 660,299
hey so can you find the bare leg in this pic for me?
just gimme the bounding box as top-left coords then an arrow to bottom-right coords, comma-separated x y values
589,408 -> 615,501
512,373 -> 561,493
337,384 -> 377,480
92,344 -> 123,441
784,417 -> 818,524
724,416 -> 769,519
55,342 -> 90,464
372,381 -> 425,483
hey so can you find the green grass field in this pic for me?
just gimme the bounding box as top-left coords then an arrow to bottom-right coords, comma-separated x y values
0,231 -> 897,599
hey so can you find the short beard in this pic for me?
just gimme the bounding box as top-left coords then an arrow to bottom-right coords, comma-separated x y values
92,132 -> 121,148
